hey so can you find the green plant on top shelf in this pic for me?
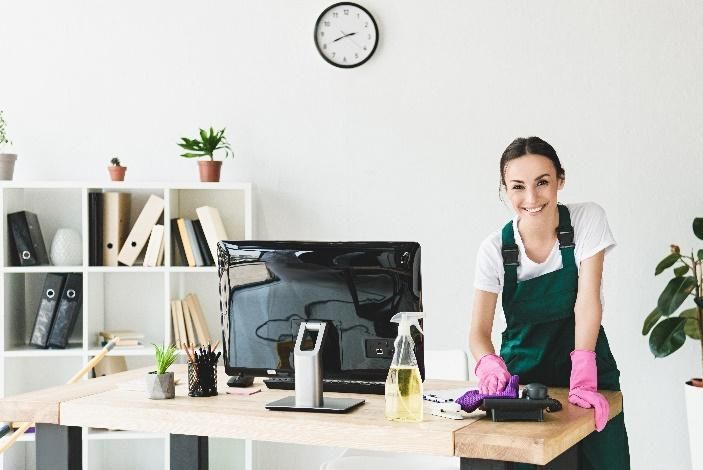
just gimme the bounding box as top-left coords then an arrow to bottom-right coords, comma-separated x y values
0,110 -> 11,150
153,344 -> 178,375
178,127 -> 233,161
110,157 -> 122,167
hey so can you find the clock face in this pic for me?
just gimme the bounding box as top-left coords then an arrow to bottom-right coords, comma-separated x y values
314,2 -> 379,68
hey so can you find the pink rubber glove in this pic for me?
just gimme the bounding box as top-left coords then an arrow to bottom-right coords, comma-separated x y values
568,350 -> 609,432
474,354 -> 511,394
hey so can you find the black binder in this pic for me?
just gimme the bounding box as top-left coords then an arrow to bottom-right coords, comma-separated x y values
47,273 -> 83,349
193,219 -> 215,266
7,211 -> 49,266
30,273 -> 66,348
88,193 -> 103,266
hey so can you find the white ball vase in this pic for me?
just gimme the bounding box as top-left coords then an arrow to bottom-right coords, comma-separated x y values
50,228 -> 82,266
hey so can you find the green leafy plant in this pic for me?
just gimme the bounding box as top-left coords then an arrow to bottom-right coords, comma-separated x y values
178,127 -> 232,161
110,157 -> 121,167
0,110 -> 11,149
643,217 -> 703,378
153,344 -> 178,375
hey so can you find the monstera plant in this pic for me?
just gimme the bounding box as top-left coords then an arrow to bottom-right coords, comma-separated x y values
642,217 -> 703,385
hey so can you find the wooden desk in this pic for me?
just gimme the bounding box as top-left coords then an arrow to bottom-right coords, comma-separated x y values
0,365 -> 623,470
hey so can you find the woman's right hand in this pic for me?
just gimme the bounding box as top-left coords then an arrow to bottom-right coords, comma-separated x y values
474,353 -> 511,394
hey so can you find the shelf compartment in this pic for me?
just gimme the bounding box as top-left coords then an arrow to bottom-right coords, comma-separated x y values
86,272 -> 166,351
3,272 -> 84,351
4,356 -> 83,397
88,436 -> 165,469
169,271 -> 222,348
3,187 -> 83,268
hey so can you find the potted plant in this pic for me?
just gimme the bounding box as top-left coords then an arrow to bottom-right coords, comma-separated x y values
108,157 -> 127,181
642,217 -> 703,467
0,110 -> 17,181
146,344 -> 178,399
178,127 -> 233,182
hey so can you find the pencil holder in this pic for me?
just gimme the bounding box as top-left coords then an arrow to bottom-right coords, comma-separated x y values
188,362 -> 218,397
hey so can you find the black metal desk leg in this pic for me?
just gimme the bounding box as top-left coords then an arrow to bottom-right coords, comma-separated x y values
36,423 -> 82,470
170,434 -> 208,470
460,445 -> 579,470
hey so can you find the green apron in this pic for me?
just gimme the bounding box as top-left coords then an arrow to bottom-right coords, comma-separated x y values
499,204 -> 630,470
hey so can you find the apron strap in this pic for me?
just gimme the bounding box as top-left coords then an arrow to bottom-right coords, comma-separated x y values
500,204 -> 577,304
501,221 -> 518,304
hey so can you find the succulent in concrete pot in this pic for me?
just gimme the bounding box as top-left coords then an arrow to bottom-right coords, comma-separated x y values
146,344 -> 178,399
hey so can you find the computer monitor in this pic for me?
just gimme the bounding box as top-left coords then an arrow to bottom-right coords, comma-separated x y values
218,241 -> 423,383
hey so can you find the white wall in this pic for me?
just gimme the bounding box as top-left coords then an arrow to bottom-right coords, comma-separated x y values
2,1 -> 702,468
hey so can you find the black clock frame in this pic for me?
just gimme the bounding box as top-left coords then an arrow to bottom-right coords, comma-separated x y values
314,2 -> 379,69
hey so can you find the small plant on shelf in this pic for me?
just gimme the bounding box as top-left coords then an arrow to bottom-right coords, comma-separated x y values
146,344 -> 178,400
0,110 -> 18,181
178,127 -> 233,182
107,156 -> 127,182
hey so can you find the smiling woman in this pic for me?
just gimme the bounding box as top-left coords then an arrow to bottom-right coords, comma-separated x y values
469,137 -> 631,469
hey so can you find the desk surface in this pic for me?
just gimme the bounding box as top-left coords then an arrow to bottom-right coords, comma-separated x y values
0,365 -> 623,465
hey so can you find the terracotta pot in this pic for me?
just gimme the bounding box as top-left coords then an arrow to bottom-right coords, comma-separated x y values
108,166 -> 127,181
686,379 -> 703,468
198,160 -> 222,182
0,153 -> 17,181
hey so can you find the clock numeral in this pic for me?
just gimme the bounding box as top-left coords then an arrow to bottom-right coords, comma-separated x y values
363,46 -> 367,51
320,31 -> 325,37
332,52 -> 336,58
324,21 -> 330,27
343,9 -> 349,15
368,34 -> 371,39
357,13 -> 360,18
354,53 -> 359,59
323,44 -> 327,50
365,22 -> 368,28
343,56 -> 347,62
332,12 -> 338,18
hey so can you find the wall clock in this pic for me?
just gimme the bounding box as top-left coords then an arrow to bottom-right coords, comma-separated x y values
314,2 -> 379,68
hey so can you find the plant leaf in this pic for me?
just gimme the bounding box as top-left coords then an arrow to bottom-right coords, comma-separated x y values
649,317 -> 687,358
679,308 -> 701,339
655,253 -> 680,275
674,265 -> 689,277
180,152 -> 205,158
642,308 -> 662,335
693,218 -> 703,240
698,249 -> 703,261
657,276 -> 697,316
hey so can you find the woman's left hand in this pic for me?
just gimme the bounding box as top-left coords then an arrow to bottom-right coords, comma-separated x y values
568,349 -> 610,432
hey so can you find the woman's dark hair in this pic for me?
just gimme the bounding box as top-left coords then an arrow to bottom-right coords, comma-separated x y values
499,136 -> 565,189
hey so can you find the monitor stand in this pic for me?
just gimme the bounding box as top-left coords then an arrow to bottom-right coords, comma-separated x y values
227,375 -> 255,387
265,396 -> 364,413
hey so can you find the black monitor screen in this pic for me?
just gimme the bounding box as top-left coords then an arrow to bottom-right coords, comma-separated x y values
218,241 -> 422,381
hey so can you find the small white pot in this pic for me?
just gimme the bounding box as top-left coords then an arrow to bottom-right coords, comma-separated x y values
146,371 -> 175,399
685,380 -> 703,468
0,153 -> 17,180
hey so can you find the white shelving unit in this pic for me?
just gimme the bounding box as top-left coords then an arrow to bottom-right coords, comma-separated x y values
0,181 -> 253,470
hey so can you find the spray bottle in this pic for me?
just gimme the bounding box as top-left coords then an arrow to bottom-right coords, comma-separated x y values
385,312 -> 424,422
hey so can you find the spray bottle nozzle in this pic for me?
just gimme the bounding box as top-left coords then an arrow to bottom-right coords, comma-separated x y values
390,312 -> 424,336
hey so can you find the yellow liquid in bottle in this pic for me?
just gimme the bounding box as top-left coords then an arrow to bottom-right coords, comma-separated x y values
385,365 -> 423,422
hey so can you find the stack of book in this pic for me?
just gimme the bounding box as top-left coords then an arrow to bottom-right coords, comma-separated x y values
98,330 -> 145,349
88,192 -> 165,267
170,293 -> 211,347
171,206 -> 228,267
30,273 -> 83,349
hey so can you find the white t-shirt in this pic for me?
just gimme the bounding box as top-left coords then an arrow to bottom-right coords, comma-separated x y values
473,202 -> 616,296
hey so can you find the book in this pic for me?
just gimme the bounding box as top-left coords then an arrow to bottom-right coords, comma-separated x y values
117,194 -> 165,266
192,220 -> 215,266
170,301 -> 181,347
99,330 -> 145,340
7,211 -> 50,266
143,224 -> 164,267
47,273 -> 83,349
185,293 -> 211,345
176,218 -> 196,267
181,299 -> 196,346
88,193 -> 103,266
195,206 -> 229,263
30,273 -> 67,348
171,219 -> 187,266
184,219 -> 205,267
102,192 -> 131,266
173,300 -> 188,348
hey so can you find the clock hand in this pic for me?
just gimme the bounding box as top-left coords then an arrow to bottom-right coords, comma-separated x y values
333,31 -> 357,42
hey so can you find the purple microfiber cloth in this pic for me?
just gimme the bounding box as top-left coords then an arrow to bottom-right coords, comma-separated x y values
455,375 -> 520,412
